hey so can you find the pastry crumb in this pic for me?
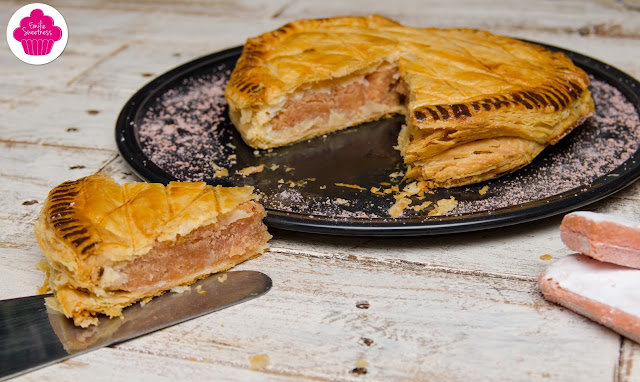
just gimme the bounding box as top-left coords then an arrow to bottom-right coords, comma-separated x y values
352,359 -> 369,375
540,254 -> 553,261
214,168 -> 229,177
218,273 -> 228,283
196,285 -> 206,294
44,296 -> 62,313
286,179 -> 308,188
403,180 -> 431,197
428,197 -> 458,216
249,354 -> 269,370
237,164 -> 265,176
335,183 -> 366,191
388,196 -> 412,218
170,285 -> 191,294
140,296 -> 153,306
412,201 -> 432,212
479,185 -> 489,195
37,259 -> 50,294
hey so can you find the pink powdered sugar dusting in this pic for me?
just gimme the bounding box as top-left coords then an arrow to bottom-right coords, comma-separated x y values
138,67 -> 232,182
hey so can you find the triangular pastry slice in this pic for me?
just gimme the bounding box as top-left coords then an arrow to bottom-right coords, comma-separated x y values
225,15 -> 594,188
34,174 -> 271,327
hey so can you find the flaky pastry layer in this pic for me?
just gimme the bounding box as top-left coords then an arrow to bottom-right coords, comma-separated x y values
35,175 -> 271,327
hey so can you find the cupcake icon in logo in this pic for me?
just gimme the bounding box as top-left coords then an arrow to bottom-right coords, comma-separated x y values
13,8 -> 63,56
6,3 -> 68,65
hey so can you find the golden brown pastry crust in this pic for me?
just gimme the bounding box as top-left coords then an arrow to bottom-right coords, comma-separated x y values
34,174 -> 270,327
225,15 -> 594,188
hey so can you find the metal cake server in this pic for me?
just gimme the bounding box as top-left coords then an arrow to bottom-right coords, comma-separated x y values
0,270 -> 272,380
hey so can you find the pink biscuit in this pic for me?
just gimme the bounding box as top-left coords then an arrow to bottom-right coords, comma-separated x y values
538,254 -> 640,343
560,211 -> 640,269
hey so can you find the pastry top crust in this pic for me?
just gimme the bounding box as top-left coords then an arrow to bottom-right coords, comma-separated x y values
226,15 -> 402,109
225,15 -> 590,121
34,174 -> 258,270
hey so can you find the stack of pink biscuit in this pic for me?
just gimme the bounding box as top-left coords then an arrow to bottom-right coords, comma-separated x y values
538,211 -> 640,343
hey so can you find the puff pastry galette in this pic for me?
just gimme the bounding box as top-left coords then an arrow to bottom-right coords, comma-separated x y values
35,174 -> 271,327
225,15 -> 594,187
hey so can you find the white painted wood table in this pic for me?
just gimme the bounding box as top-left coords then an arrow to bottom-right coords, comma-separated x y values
2,0 -> 640,380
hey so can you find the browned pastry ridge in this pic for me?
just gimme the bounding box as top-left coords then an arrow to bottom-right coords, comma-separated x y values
34,174 -> 271,327
225,15 -> 594,188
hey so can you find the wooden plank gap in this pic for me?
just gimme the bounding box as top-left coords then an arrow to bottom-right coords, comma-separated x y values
0,138 -> 41,146
97,154 -> 123,175
271,0 -> 296,19
616,336 -> 625,382
269,247 -> 537,282
39,142 -> 117,152
66,44 -> 130,88
0,139 -> 117,152
610,195 -> 640,202
504,23 -> 640,40
617,337 -> 638,382
0,241 -> 29,249
110,345 -> 333,381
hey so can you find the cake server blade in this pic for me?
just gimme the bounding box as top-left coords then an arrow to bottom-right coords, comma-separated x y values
0,270 -> 272,381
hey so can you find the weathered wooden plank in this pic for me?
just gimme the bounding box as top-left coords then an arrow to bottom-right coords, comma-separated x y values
17,251 -> 622,381
15,346 -> 297,382
588,190 -> 640,219
619,339 -> 640,382
279,0 -> 640,38
270,215 -> 572,280
0,89 -> 128,149
64,41 -> 231,95
610,179 -> 640,202
98,155 -> 145,183
26,0 -> 292,19
0,247 -> 47,300
62,19 -> 283,94
0,85 -> 33,116
0,142 -> 116,282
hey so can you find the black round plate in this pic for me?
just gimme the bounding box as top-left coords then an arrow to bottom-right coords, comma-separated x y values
116,43 -> 640,236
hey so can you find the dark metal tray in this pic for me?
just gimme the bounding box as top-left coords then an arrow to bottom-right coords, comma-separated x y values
116,43 -> 640,236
